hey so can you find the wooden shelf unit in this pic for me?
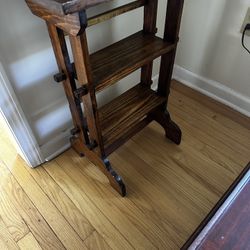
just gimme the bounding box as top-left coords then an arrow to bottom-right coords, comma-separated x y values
25,0 -> 185,196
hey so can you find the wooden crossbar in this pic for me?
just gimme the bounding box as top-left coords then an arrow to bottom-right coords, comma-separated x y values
87,0 -> 146,27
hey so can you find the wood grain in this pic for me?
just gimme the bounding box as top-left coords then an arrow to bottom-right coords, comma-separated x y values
182,163 -> 250,249
26,0 -> 184,196
0,190 -> 29,242
0,81 -> 249,249
98,84 -> 166,150
0,220 -> 19,250
172,80 -> 250,130
17,232 -> 42,250
169,91 -> 250,162
26,0 -> 86,36
47,23 -> 89,145
43,160 -> 133,250
90,31 -> 175,92
0,163 -> 65,250
26,164 -> 94,241
70,33 -> 104,156
56,150 -> 175,249
88,0 -> 146,27
4,159 -> 88,250
141,0 -> 158,87
84,231 -> 112,250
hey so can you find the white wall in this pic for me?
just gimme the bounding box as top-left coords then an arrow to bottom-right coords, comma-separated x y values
0,0 -> 249,162
175,0 -> 250,115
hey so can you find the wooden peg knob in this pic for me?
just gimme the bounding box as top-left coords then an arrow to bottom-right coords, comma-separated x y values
71,128 -> 80,136
54,72 -> 66,83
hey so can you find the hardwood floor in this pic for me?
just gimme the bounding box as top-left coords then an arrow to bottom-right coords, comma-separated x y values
0,81 -> 249,249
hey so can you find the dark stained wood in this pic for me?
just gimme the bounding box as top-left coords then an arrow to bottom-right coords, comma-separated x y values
182,162 -> 250,250
47,23 -> 89,145
150,109 -> 182,145
90,31 -> 175,92
88,0 -> 146,27
104,117 -> 152,156
46,23 -> 128,196
26,0 -> 145,35
25,0 -> 185,196
99,84 -> 166,150
141,0 -> 158,87
158,0 -> 184,98
26,0 -> 87,36
69,33 -> 105,156
26,0 -> 112,15
58,0 -> 113,15
70,136 -> 126,196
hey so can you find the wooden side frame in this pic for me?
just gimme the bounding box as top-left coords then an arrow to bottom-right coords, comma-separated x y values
47,23 -> 126,196
150,0 -> 184,145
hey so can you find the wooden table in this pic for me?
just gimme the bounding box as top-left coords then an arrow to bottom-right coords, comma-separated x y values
182,162 -> 250,250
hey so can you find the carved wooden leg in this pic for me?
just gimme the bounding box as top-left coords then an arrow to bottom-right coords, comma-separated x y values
103,159 -> 126,197
71,136 -> 126,196
151,109 -> 182,145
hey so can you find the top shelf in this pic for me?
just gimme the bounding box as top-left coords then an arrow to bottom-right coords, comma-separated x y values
90,31 -> 176,92
26,0 -> 112,15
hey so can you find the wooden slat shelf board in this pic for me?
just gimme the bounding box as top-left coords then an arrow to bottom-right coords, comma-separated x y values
90,31 -> 175,92
98,84 -> 166,151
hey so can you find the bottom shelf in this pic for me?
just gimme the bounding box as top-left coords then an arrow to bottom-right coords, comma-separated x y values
98,84 -> 166,153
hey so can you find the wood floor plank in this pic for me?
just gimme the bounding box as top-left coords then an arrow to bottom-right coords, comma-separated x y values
128,124 -> 235,197
110,145 -> 215,249
57,150 -> 180,249
0,163 -> 64,250
165,115 -> 244,176
43,161 -> 133,250
170,90 -> 250,146
169,92 -> 250,159
0,80 -> 248,250
169,108 -> 249,167
17,232 -> 42,250
2,158 -> 87,250
171,86 -> 250,139
0,189 -> 29,242
84,231 -> 112,250
172,80 -> 250,130
26,164 -> 94,241
0,219 -> 19,250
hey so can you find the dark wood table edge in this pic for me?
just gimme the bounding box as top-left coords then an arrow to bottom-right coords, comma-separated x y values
181,161 -> 250,250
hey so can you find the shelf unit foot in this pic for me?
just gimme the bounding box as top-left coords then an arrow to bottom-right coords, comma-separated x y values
71,136 -> 126,196
103,159 -> 127,197
151,110 -> 182,145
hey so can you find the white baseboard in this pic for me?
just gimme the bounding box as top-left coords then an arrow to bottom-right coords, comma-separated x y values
40,127 -> 72,162
172,65 -> 250,117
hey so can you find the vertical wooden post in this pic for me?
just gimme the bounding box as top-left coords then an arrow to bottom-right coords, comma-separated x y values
150,0 -> 184,145
141,0 -> 158,87
47,23 -> 89,146
157,0 -> 184,98
69,33 -> 105,157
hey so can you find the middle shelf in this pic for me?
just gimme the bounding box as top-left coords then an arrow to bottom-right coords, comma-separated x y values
90,31 -> 175,92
